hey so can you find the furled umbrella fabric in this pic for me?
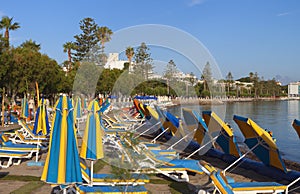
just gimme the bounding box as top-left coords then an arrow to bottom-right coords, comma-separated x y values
80,99 -> 104,160
21,96 -> 29,119
80,99 -> 104,185
292,119 -> 300,139
74,97 -> 82,120
41,95 -> 82,184
202,111 -> 241,158
233,115 -> 287,172
32,98 -> 50,136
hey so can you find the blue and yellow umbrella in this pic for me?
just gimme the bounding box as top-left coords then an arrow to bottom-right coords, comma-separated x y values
80,99 -> 103,160
292,119 -> 300,139
41,95 -> 82,184
203,111 -> 241,158
21,96 -> 29,119
182,108 -> 208,145
74,97 -> 82,120
234,115 -> 287,172
32,98 -> 50,136
80,99 -> 104,185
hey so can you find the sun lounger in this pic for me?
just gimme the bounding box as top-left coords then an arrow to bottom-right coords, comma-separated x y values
18,120 -> 49,140
9,131 -> 46,146
76,184 -> 148,194
0,150 -> 32,168
80,162 -> 149,186
0,133 -> 45,158
199,161 -> 292,194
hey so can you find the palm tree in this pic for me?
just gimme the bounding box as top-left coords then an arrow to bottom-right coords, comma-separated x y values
96,26 -> 113,53
63,41 -> 77,72
0,16 -> 20,47
125,46 -> 134,69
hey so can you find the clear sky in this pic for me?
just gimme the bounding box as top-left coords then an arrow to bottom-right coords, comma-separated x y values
1,0 -> 299,83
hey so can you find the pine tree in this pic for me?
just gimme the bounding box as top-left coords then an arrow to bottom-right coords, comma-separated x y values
73,17 -> 99,61
134,42 -> 153,80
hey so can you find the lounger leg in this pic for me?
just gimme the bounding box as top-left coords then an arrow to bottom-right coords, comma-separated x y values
12,159 -> 22,166
0,158 -> 13,168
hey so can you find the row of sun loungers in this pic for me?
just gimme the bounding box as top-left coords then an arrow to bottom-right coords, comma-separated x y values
1,96 -> 299,193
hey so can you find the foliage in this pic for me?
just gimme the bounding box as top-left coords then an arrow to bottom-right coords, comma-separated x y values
73,17 -> 99,61
20,39 -> 41,51
134,42 -> 153,80
0,16 -> 20,47
63,41 -> 77,72
0,43 -> 64,102
201,62 -> 213,93
96,26 -> 113,53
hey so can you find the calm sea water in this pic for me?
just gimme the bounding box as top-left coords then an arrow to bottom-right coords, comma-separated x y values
168,100 -> 300,163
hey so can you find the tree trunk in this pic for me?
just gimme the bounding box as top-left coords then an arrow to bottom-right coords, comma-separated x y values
68,49 -> 72,72
5,29 -> 9,47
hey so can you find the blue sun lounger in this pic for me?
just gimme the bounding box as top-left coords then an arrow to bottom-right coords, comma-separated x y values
0,133 -> 45,162
199,161 -> 291,194
0,149 -> 32,168
80,162 -> 149,185
76,184 -> 148,194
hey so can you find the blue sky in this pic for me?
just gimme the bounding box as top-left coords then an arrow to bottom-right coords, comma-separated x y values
1,0 -> 299,83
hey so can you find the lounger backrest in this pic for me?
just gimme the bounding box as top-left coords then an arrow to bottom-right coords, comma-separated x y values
210,171 -> 234,194
0,133 -> 9,143
15,131 -> 25,141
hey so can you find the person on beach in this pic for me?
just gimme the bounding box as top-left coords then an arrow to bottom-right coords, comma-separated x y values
266,129 -> 277,142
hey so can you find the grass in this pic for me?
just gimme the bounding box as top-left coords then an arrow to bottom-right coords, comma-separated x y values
10,181 -> 45,194
0,175 -> 40,181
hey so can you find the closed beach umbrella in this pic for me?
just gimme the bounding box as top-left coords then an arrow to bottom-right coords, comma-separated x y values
74,97 -> 82,119
41,95 -> 82,184
21,95 -> 29,119
33,98 -> 50,135
202,111 -> 241,158
80,99 -> 104,185
100,99 -> 110,113
233,115 -> 287,172
292,119 -> 300,139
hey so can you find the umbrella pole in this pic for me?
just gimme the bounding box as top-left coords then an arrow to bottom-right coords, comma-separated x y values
134,122 -> 160,139
222,143 -> 259,176
35,136 -> 39,162
90,160 -> 94,186
151,127 -> 169,143
167,128 -> 197,150
185,136 -> 218,159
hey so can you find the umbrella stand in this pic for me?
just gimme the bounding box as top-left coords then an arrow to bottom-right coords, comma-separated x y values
222,143 -> 259,176
185,135 -> 218,159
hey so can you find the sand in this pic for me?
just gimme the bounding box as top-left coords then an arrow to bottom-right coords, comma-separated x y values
2,148 -> 299,194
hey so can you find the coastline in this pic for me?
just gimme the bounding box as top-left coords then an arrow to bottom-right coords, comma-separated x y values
170,96 -> 298,106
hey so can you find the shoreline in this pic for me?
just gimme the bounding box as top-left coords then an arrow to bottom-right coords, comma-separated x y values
170,96 -> 299,106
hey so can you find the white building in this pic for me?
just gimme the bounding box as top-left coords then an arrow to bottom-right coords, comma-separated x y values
104,53 -> 128,70
288,82 -> 300,97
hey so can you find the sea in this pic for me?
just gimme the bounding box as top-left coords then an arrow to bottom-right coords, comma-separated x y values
168,99 -> 300,163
